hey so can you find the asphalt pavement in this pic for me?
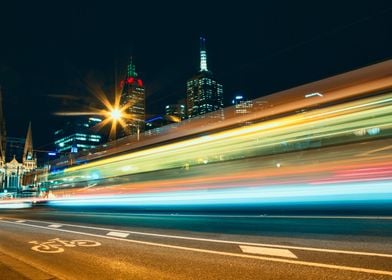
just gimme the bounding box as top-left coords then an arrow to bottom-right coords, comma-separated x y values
0,208 -> 392,279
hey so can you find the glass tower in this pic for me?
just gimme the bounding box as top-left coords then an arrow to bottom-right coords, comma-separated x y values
120,58 -> 145,136
186,37 -> 223,119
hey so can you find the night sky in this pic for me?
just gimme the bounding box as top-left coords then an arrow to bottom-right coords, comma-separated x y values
0,1 -> 391,149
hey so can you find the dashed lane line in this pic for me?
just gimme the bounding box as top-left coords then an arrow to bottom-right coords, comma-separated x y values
240,245 -> 297,259
47,224 -> 63,228
1,220 -> 392,277
106,231 -> 129,238
13,218 -> 392,259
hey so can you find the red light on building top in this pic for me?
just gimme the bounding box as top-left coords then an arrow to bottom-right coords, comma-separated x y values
122,76 -> 143,87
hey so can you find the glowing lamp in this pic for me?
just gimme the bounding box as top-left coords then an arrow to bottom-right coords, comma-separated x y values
111,109 -> 122,120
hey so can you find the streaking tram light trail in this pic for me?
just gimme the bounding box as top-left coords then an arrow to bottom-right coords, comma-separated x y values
43,60 -> 392,212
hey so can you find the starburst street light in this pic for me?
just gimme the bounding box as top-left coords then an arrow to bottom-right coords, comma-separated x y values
98,99 -> 135,141
54,77 -> 136,141
110,108 -> 122,121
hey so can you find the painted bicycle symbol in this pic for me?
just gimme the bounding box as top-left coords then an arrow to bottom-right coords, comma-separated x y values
29,238 -> 101,253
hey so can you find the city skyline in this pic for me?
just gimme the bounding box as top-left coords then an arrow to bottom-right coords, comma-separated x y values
0,2 -> 391,148
0,3 -> 391,277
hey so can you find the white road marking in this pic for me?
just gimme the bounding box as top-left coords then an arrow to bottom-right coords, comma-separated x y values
48,224 -> 62,228
240,245 -> 297,259
106,231 -> 129,238
29,238 -> 101,253
15,220 -> 26,223
16,218 -> 392,259
1,220 -> 392,277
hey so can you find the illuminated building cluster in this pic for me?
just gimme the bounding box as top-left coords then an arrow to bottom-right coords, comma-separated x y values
117,37 -> 223,138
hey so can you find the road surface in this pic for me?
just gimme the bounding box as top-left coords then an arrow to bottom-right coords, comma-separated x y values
0,208 -> 392,279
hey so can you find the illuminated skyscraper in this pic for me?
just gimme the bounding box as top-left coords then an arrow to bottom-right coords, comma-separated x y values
120,58 -> 145,135
186,37 -> 223,119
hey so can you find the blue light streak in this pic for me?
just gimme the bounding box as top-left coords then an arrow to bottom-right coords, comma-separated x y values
47,180 -> 392,209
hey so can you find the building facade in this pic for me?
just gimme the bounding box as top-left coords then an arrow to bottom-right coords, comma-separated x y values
1,122 -> 37,194
120,58 -> 146,136
54,117 -> 103,154
186,37 -> 223,119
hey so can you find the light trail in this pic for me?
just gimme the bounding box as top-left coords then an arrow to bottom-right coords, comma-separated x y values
50,93 -> 391,182
42,60 -> 392,210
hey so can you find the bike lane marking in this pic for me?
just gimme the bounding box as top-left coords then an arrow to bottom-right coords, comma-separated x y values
29,238 -> 101,254
29,240 -> 65,254
21,218 -> 392,259
1,219 -> 392,277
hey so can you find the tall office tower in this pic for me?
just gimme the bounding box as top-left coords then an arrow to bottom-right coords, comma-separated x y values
120,58 -> 145,136
186,37 -> 223,119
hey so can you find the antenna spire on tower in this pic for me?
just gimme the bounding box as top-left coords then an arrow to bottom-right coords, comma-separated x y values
200,36 -> 208,72
127,56 -> 137,78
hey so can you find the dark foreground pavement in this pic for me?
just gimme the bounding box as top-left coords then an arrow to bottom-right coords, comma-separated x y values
1,208 -> 392,280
